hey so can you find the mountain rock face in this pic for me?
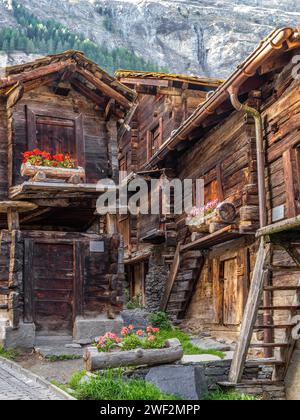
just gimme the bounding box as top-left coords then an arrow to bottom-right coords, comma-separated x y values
0,0 -> 300,77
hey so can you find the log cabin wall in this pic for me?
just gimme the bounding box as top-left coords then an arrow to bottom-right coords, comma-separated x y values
0,98 -> 8,201
257,50 -> 300,350
11,84 -> 114,188
173,111 -> 257,338
175,111 -> 257,242
0,230 -> 124,338
0,52 -> 137,347
118,78 -> 214,256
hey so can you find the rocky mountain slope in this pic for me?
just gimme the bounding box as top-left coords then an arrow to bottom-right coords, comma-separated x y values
0,0 -> 300,77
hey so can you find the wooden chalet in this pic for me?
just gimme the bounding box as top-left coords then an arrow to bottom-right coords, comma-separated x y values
116,70 -> 222,311
0,51 -> 136,347
118,27 -> 300,389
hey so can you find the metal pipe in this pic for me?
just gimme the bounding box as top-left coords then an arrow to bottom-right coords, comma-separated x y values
228,89 -> 267,228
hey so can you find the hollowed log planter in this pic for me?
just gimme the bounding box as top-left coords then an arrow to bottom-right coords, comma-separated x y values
83,338 -> 183,372
187,201 -> 237,233
21,163 -> 85,183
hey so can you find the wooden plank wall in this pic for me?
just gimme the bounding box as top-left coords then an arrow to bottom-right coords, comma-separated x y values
0,98 -> 8,199
175,111 -> 255,242
262,60 -> 300,223
0,230 -> 10,318
8,231 -> 124,324
11,84 -> 112,187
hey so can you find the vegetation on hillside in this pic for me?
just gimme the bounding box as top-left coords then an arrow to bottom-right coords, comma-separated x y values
0,1 -> 163,74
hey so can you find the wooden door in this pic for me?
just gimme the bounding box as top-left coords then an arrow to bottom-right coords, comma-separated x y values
222,257 -> 239,325
36,116 -> 76,156
24,240 -> 77,335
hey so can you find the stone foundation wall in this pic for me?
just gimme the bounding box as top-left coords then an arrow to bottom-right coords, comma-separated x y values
145,247 -> 169,312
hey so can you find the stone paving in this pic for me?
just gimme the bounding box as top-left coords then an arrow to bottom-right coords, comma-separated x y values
0,358 -> 65,400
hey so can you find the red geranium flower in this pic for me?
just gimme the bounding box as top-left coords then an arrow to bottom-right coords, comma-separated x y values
53,153 -> 64,162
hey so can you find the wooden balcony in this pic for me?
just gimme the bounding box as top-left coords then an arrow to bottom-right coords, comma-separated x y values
181,225 -> 254,251
9,181 -> 105,200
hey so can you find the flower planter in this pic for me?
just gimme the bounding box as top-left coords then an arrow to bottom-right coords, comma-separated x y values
186,211 -> 215,233
186,202 -> 237,233
83,338 -> 183,372
21,163 -> 85,183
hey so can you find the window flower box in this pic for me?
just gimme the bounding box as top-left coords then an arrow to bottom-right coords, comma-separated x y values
186,201 -> 236,233
21,163 -> 85,183
21,149 -> 85,183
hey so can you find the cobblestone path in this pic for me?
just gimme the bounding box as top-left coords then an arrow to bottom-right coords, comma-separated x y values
0,359 -> 65,400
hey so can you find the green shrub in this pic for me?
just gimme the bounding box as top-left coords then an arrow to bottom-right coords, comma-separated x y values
0,346 -> 20,361
203,389 -> 258,400
122,334 -> 143,351
148,312 -> 173,330
45,354 -> 81,362
68,370 -> 87,389
70,370 -> 180,400
126,293 -> 144,310
156,329 -> 225,358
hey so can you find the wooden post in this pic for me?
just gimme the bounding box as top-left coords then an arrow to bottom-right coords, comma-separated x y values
7,208 -> 19,231
106,213 -> 117,235
229,238 -> 270,383
160,241 -> 182,311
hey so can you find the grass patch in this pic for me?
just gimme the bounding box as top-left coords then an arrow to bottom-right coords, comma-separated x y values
157,329 -> 225,358
0,346 -> 20,361
45,354 -> 81,362
203,389 -> 258,400
68,370 -> 180,400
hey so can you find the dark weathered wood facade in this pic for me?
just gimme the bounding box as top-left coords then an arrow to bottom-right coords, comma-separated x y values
116,71 -> 222,308
117,27 -> 300,372
0,51 -> 136,346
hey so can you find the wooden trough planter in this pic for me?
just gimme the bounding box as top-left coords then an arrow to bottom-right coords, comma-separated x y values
187,201 -> 237,234
83,338 -> 183,372
21,163 -> 86,183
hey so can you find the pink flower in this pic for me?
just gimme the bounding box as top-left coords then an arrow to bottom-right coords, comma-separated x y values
128,325 -> 134,330
147,335 -> 156,342
136,330 -> 144,336
121,327 -> 129,336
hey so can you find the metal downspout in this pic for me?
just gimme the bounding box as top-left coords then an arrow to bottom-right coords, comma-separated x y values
228,89 -> 272,358
228,90 -> 267,228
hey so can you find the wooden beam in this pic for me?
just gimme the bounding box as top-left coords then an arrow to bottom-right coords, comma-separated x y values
0,60 -> 73,89
7,208 -> 19,231
229,238 -> 271,383
77,68 -> 132,109
71,78 -> 105,106
6,83 -> 24,108
257,215 -> 300,237
283,149 -> 297,218
160,241 -> 182,311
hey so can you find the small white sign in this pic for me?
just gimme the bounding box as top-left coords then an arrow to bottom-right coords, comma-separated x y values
272,205 -> 285,222
90,241 -> 105,253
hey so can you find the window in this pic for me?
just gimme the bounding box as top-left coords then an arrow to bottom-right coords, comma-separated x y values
119,156 -> 127,181
26,106 -> 84,166
146,118 -> 163,160
205,180 -> 219,204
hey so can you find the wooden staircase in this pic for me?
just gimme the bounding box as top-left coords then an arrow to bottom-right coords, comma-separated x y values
229,217 -> 300,387
160,243 -> 205,321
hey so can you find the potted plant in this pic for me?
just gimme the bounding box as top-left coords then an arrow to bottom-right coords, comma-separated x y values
21,149 -> 85,182
186,199 -> 219,233
83,324 -> 183,371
